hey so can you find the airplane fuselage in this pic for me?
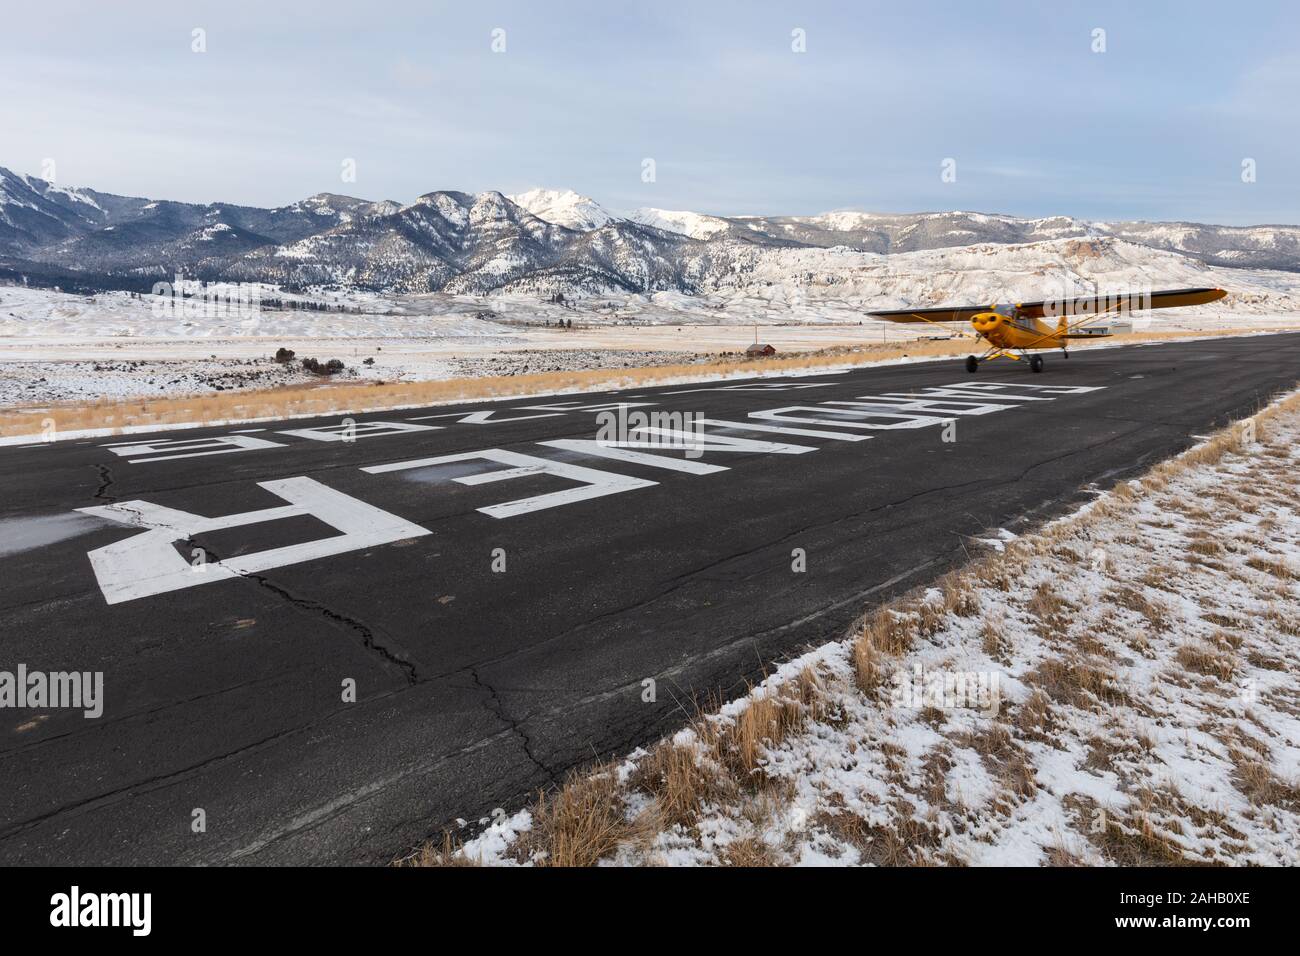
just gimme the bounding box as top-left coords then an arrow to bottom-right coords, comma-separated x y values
970,311 -> 1064,351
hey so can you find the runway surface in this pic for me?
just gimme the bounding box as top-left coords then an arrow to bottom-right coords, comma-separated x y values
2,333 -> 1297,864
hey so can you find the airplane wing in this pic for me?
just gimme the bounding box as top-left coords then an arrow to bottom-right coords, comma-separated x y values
867,288 -> 1227,325
866,305 -> 993,323
1015,287 -> 1227,319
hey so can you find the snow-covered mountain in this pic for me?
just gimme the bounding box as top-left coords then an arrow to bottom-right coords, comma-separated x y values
507,188 -> 615,231
0,167 -> 388,285
4,165 -> 1300,303
627,207 -> 736,240
731,210 -> 1095,253
1090,220 -> 1300,272
222,190 -> 714,295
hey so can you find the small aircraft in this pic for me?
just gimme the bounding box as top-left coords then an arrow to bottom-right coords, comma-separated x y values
868,287 -> 1227,372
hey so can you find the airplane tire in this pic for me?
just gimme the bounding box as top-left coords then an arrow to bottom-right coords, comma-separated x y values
965,355 -> 978,373
1030,354 -> 1045,373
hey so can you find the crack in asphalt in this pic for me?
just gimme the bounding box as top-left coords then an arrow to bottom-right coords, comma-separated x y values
92,464 -> 115,502
470,667 -> 558,786
242,571 -> 420,685
183,537 -> 420,685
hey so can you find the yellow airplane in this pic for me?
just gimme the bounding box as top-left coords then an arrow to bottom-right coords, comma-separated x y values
869,287 -> 1227,372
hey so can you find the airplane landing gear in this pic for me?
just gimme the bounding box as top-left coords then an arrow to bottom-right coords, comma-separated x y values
965,355 -> 979,373
1030,354 -> 1045,373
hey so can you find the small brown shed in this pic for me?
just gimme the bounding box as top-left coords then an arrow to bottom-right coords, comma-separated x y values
746,343 -> 776,357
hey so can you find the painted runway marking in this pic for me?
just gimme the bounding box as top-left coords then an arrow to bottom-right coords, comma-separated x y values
77,478 -> 430,604
698,418 -> 873,441
748,405 -> 954,430
105,434 -> 283,463
514,401 -> 658,413
666,381 -> 842,394
828,396 -> 1022,415
278,421 -> 440,442
543,428 -> 816,476
59,377 -> 1110,602
407,410 -> 565,424
363,449 -> 657,518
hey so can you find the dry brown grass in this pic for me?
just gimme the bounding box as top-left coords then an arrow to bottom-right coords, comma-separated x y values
628,668 -> 825,830
721,693 -> 807,779
717,667 -> 826,781
410,763 -> 656,866
1063,791 -> 1199,865
1027,582 -> 1073,637
1043,845 -> 1086,866
1262,608 -> 1300,636
981,615 -> 1010,662
1188,538 -> 1224,558
855,607 -> 917,662
938,571 -> 982,617
718,836 -> 782,866
516,765 -> 653,867
1108,585 -> 1170,631
1228,750 -> 1300,811
971,556 -> 1014,591
1013,689 -> 1056,740
814,802 -> 951,865
952,723 -> 1040,805
850,571 -> 984,689
628,741 -> 726,830
1175,642 -> 1238,681
852,635 -> 886,692
1246,556 -> 1298,580
401,830 -> 478,867
1028,654 -> 1124,709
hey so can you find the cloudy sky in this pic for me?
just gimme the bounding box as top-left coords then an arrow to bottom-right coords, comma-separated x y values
2,0 -> 1297,223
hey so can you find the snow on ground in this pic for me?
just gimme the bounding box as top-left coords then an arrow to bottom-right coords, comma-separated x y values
0,349 -> 720,405
0,285 -> 522,339
3,257 -> 1299,409
0,357 -> 330,404
449,398 -> 1300,866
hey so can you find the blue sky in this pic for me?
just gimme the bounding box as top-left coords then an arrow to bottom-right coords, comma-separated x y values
2,0 -> 1297,223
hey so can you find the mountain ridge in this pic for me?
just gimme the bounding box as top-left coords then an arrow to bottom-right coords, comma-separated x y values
5,166 -> 1300,298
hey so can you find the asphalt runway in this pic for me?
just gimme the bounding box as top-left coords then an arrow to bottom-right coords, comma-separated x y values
2,333 -> 1298,865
